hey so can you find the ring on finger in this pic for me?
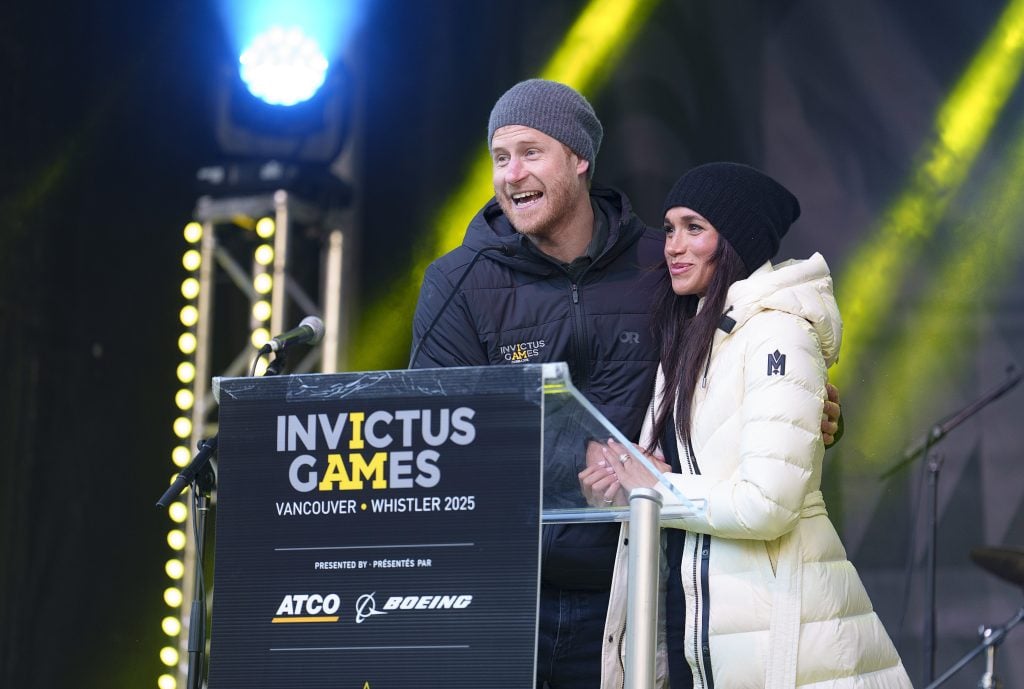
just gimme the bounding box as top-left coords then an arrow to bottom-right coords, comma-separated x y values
618,453 -> 630,464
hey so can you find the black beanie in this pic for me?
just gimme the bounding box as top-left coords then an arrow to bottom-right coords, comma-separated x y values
661,162 -> 801,274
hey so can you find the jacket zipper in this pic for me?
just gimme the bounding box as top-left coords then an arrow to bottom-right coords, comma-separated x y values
699,344 -> 714,390
617,612 -> 627,689
568,281 -> 591,389
682,429 -> 699,477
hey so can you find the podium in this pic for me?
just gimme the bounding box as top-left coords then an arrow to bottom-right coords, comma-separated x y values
207,363 -> 702,688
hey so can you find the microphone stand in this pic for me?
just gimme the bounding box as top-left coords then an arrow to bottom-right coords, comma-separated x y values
156,437 -> 219,509
185,463 -> 215,689
879,365 -> 1021,686
154,348 -> 289,689
264,348 -> 288,377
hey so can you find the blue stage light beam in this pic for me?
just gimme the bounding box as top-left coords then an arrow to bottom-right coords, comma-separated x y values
239,27 -> 328,106
216,0 -> 366,103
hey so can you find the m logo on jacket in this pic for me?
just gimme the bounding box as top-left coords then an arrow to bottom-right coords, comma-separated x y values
767,349 -> 787,376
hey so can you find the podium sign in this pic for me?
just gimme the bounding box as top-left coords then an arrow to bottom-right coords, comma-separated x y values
208,366 -> 544,688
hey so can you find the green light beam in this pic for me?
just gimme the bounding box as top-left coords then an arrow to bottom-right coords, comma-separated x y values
848,118 -> 1024,465
831,0 -> 1024,390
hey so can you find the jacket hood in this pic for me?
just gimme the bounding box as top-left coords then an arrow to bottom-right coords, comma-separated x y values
461,183 -> 644,275
721,252 -> 842,366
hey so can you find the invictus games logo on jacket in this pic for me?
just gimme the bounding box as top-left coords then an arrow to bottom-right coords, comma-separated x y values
500,339 -> 546,363
767,349 -> 787,376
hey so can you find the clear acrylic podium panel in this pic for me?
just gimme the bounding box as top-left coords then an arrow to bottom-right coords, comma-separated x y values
537,362 -> 704,523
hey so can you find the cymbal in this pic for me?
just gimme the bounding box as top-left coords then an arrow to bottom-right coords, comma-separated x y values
971,546 -> 1024,587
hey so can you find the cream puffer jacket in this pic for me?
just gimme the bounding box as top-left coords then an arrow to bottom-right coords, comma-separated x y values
601,254 -> 912,689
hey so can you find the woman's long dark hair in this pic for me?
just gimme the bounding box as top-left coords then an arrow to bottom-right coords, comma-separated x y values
646,237 -> 749,454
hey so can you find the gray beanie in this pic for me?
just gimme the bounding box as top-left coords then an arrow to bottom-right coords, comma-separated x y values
487,79 -> 603,174
661,162 -> 801,274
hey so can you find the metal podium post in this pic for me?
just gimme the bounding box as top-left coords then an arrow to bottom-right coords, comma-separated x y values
625,487 -> 663,689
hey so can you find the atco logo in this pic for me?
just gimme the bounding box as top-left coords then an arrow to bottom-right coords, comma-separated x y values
272,593 -> 341,623
500,339 -> 546,363
355,593 -> 474,623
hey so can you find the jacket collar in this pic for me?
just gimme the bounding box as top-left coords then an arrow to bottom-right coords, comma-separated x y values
463,183 -> 645,275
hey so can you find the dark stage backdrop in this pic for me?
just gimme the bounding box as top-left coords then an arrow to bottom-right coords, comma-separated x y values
2,0 -> 1022,687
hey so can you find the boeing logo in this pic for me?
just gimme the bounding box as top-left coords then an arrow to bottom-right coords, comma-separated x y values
355,592 -> 388,624
355,593 -> 474,624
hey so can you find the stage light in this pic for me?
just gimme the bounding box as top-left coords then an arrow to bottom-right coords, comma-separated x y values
177,333 -> 197,355
183,222 -> 202,244
210,0 -> 363,167
182,250 -> 201,271
168,502 -> 188,523
175,389 -> 195,411
212,57 -> 349,168
165,559 -> 185,580
167,530 -> 186,551
162,616 -> 182,637
256,216 -> 275,238
180,278 -> 200,300
252,300 -> 272,322
176,362 -> 196,384
240,27 -> 328,106
251,327 -> 270,348
253,273 -> 273,294
179,305 -> 199,328
159,646 -> 179,667
254,244 -> 274,266
164,587 -> 183,608
158,673 -> 177,689
172,417 -> 192,439
171,446 -> 190,468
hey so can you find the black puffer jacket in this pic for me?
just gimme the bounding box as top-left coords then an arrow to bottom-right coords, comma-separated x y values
411,183 -> 666,589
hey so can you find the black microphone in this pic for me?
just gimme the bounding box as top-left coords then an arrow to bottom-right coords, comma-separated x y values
259,316 -> 325,354
408,244 -> 514,368
156,436 -> 218,508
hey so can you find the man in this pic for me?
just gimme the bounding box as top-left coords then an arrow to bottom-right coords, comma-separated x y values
411,79 -> 840,688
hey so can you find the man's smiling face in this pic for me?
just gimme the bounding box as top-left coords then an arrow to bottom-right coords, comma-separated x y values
490,125 -> 589,240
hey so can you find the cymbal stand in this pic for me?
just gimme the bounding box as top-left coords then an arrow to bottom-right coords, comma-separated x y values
923,606 -> 1023,689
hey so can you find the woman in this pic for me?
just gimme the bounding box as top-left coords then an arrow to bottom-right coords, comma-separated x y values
591,163 -> 911,688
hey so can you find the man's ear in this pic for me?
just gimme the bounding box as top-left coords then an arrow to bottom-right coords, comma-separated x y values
577,157 -> 590,177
